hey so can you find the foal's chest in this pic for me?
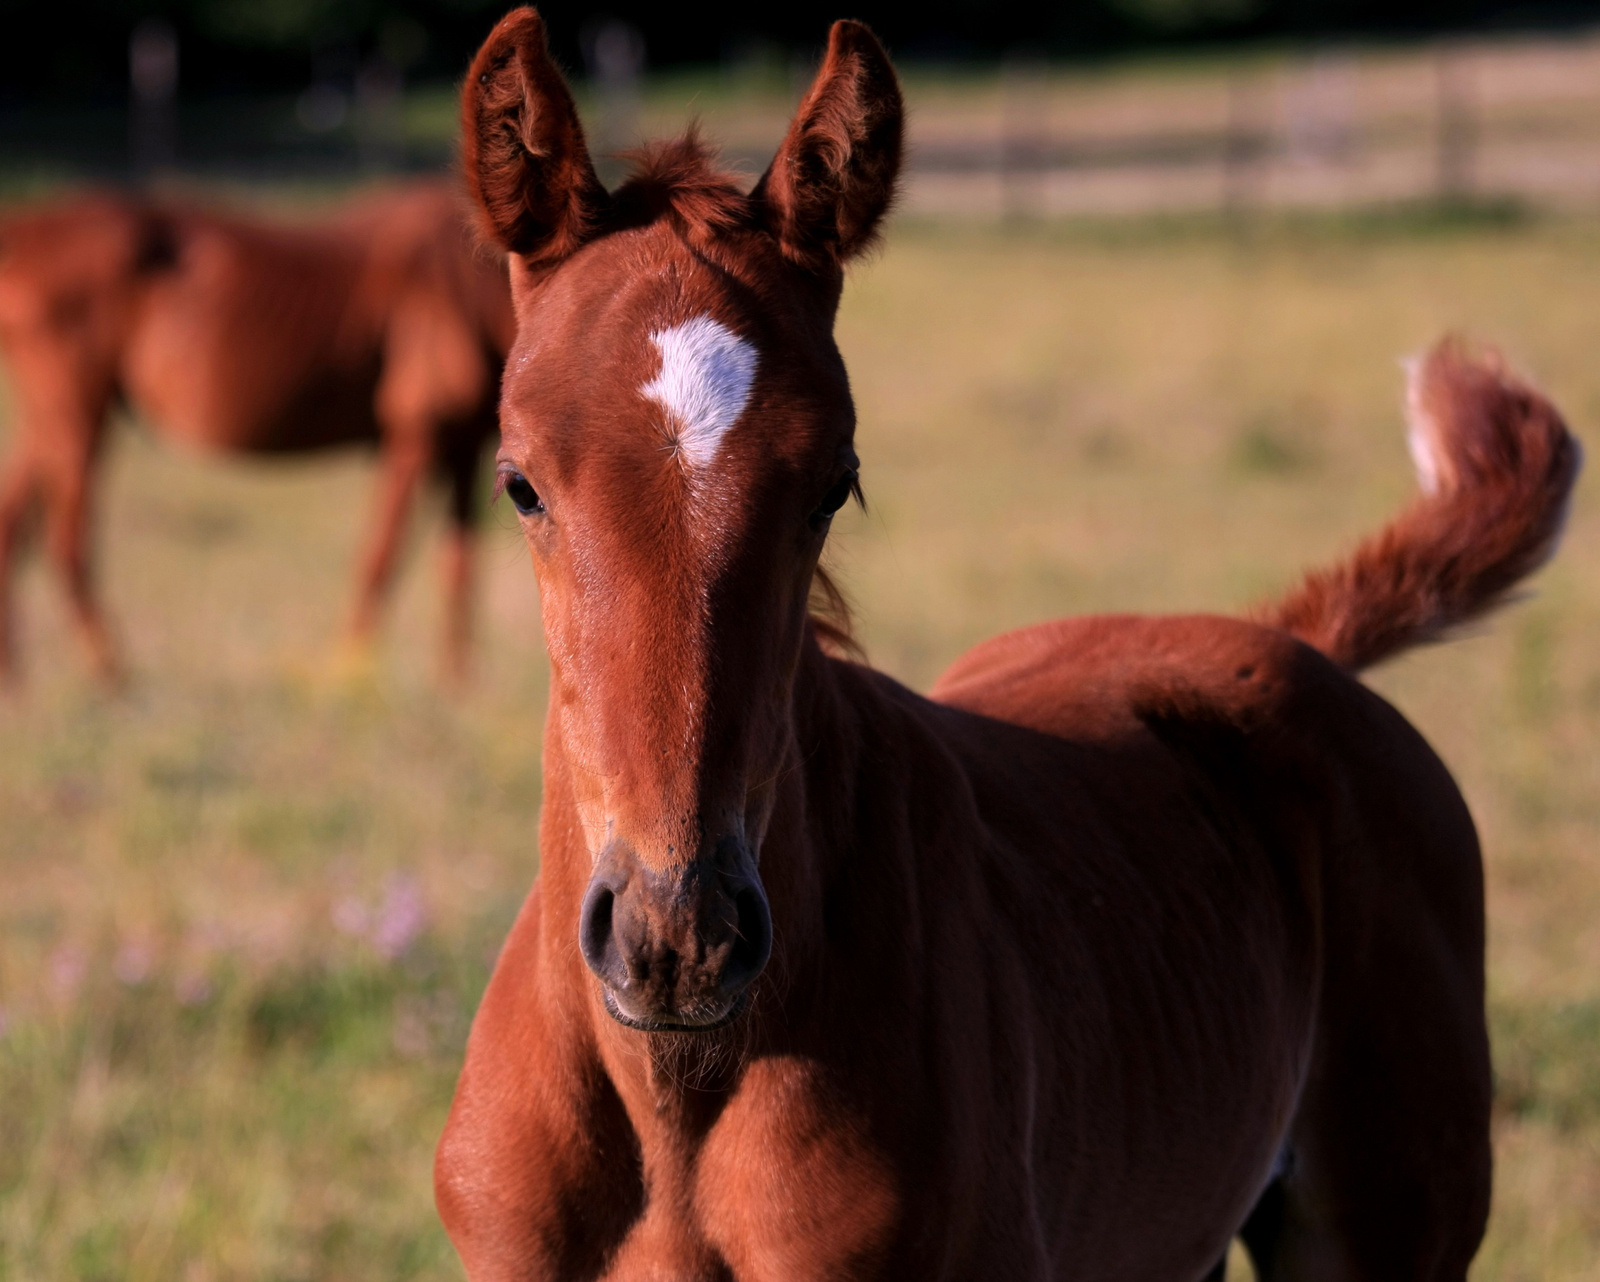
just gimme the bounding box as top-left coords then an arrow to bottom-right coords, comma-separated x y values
601,1055 -> 902,1282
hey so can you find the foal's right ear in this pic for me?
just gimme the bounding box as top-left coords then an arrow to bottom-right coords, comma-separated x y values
460,7 -> 606,265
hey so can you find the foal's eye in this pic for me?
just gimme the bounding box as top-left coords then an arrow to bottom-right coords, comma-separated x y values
810,471 -> 859,529
502,471 -> 543,516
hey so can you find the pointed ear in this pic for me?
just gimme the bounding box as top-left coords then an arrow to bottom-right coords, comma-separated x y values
753,20 -> 903,272
460,7 -> 606,265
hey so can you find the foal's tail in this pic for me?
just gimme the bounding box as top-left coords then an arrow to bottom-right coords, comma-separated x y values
1258,338 -> 1582,673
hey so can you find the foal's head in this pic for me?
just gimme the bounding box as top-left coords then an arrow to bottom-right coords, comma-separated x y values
463,10 -> 901,1032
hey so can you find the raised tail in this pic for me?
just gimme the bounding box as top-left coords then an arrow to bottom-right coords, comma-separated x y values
1258,338 -> 1582,672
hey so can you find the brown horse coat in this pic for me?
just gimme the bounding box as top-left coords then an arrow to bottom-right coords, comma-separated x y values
0,182 -> 513,683
434,12 -> 1581,1280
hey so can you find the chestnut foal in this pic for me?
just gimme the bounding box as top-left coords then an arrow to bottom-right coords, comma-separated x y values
0,182 -> 513,684
436,12 -> 1581,1280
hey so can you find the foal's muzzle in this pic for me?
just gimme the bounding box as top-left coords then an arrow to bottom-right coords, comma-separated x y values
578,837 -> 772,1032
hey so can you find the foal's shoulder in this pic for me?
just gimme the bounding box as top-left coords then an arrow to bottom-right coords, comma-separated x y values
928,613 -> 1348,743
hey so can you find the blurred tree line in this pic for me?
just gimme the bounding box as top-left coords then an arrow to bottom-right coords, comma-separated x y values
1,0 -> 1598,102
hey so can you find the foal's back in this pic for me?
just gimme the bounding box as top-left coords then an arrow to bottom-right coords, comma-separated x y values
921,614 -> 1490,1276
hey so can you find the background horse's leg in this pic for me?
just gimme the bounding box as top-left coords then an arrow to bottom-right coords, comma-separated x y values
0,443 -> 44,684
41,424 -> 119,685
347,430 -> 431,656
435,430 -> 486,688
370,274 -> 498,685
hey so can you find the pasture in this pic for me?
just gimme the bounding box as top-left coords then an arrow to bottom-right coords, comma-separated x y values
1,205 -> 1597,1279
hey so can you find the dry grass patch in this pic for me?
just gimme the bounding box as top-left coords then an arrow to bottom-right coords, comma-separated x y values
2,208 -> 1597,1277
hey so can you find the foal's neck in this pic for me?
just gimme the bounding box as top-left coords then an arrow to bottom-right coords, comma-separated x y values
754,632 -> 872,1005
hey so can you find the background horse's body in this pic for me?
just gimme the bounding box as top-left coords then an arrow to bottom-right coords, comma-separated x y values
0,183 -> 513,682
434,11 -> 1577,1279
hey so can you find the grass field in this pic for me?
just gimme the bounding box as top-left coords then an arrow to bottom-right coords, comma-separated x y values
1,206 -> 1598,1279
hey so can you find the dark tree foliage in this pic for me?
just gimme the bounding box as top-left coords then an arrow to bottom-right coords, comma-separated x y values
0,0 -> 1597,101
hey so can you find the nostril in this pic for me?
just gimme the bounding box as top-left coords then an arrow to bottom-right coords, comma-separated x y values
721,883 -> 773,996
579,881 -> 618,982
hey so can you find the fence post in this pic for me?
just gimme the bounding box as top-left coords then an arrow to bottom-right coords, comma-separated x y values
1223,70 -> 1267,221
1435,43 -> 1477,204
1001,51 -> 1049,222
129,19 -> 178,180
584,19 -> 646,172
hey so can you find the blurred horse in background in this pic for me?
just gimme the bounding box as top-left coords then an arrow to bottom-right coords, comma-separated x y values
0,182 -> 513,686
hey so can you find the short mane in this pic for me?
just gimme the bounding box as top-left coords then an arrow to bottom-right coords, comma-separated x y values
608,131 -> 749,240
809,565 -> 863,661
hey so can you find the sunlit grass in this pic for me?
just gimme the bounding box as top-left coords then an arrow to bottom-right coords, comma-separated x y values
1,207 -> 1597,1277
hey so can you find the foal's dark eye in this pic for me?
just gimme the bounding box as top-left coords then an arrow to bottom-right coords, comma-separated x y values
502,471 -> 543,516
810,471 -> 859,528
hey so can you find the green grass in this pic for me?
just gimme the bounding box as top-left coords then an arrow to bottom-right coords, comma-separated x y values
0,950 -> 483,1280
2,207 -> 1599,1277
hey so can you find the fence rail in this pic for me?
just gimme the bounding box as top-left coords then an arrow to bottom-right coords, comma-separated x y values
6,31 -> 1600,217
887,33 -> 1600,218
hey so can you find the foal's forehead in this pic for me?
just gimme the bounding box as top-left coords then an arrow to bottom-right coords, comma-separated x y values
636,312 -> 758,470
512,234 -> 752,394
526,226 -> 743,336
505,226 -> 846,470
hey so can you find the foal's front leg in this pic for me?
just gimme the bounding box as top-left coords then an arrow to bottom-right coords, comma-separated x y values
436,888 -> 645,1280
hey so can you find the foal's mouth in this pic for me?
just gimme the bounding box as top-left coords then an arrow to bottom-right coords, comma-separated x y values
601,988 -> 749,1035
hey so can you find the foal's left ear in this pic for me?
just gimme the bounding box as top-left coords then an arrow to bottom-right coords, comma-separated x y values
753,21 -> 903,272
